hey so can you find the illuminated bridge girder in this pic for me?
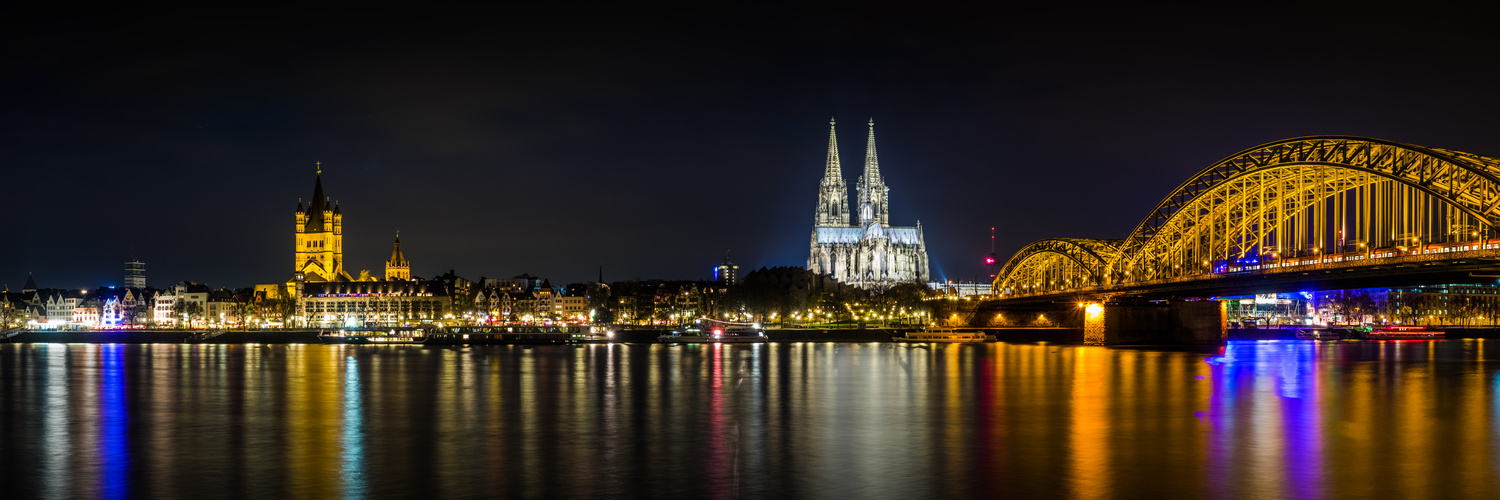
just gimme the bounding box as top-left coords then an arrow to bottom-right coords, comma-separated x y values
993,136 -> 1500,298
994,238 -> 1120,296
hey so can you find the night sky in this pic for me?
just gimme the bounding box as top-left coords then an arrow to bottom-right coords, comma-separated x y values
6,5 -> 1499,290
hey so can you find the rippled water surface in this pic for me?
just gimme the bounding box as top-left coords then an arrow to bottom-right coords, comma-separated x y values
3,340 -> 1500,498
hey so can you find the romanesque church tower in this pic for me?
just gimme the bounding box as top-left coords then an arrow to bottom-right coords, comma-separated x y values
294,166 -> 352,282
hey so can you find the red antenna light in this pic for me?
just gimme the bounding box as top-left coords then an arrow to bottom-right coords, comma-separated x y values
984,226 -> 998,268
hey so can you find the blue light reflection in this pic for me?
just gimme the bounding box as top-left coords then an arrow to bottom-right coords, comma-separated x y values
100,345 -> 130,499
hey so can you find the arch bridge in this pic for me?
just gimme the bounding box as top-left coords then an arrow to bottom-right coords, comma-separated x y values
995,136 -> 1500,303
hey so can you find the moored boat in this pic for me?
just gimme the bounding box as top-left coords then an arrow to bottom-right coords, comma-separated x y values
1368,326 -> 1444,340
658,320 -> 767,343
579,326 -> 617,343
894,327 -> 987,343
320,327 -> 428,344
1293,328 -> 1340,340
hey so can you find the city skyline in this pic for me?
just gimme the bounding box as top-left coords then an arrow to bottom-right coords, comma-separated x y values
6,6 -> 1500,289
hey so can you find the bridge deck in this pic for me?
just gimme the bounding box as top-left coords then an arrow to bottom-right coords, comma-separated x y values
998,246 -> 1500,304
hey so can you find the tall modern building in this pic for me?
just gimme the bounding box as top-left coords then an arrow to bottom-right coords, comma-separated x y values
807,118 -> 929,288
124,261 -> 146,288
294,166 -> 352,282
714,252 -> 739,286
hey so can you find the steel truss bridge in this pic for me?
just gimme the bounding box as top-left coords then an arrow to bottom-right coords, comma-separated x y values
994,136 -> 1500,304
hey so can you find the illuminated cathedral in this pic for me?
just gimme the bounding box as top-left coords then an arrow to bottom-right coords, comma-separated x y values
807,119 -> 930,288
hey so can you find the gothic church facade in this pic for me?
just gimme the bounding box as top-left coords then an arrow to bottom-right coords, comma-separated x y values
807,119 -> 929,288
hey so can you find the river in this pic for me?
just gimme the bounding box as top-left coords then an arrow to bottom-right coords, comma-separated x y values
1,340 -> 1497,498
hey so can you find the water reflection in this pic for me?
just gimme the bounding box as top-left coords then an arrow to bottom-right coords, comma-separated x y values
99,345 -> 130,498
343,355 -> 366,498
4,341 -> 1500,497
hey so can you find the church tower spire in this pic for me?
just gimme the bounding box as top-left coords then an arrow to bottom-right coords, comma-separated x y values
813,117 -> 851,227
825,117 -> 842,178
857,118 -> 890,226
385,232 -> 410,280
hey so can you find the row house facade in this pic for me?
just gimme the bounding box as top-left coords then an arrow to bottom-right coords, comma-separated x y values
472,282 -> 590,323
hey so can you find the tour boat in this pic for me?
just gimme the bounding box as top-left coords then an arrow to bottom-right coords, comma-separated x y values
320,328 -> 428,344
894,327 -> 988,343
1367,326 -> 1444,340
579,326 -> 617,343
658,322 -> 767,343
1293,328 -> 1341,340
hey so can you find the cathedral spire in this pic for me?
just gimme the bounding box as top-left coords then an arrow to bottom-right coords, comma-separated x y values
857,118 -> 889,226
863,118 -> 880,182
825,118 -> 841,178
813,118 -> 851,227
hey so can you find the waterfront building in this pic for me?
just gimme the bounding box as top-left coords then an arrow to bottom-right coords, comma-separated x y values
1,289 -> 31,327
473,289 -> 506,320
601,280 -> 721,325
150,282 -> 211,327
153,292 -> 177,325
44,292 -> 81,327
1375,284 -> 1500,326
807,118 -> 930,289
100,297 -> 122,327
469,285 -> 585,323
300,280 -> 447,327
667,283 -> 704,321
523,281 -> 556,321
124,261 -> 146,288
554,293 -> 588,321
206,289 -> 239,327
72,300 -> 100,327
120,289 -> 138,311
615,294 -> 638,323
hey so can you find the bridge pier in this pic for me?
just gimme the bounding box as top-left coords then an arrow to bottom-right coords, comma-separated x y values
1084,300 -> 1226,345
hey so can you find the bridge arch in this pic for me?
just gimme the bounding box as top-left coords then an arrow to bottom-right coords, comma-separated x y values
993,136 -> 1500,294
1111,136 -> 1500,284
993,238 -> 1121,296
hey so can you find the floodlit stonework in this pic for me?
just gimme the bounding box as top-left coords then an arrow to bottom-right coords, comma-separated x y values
807,118 -> 929,288
294,165 -> 352,282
